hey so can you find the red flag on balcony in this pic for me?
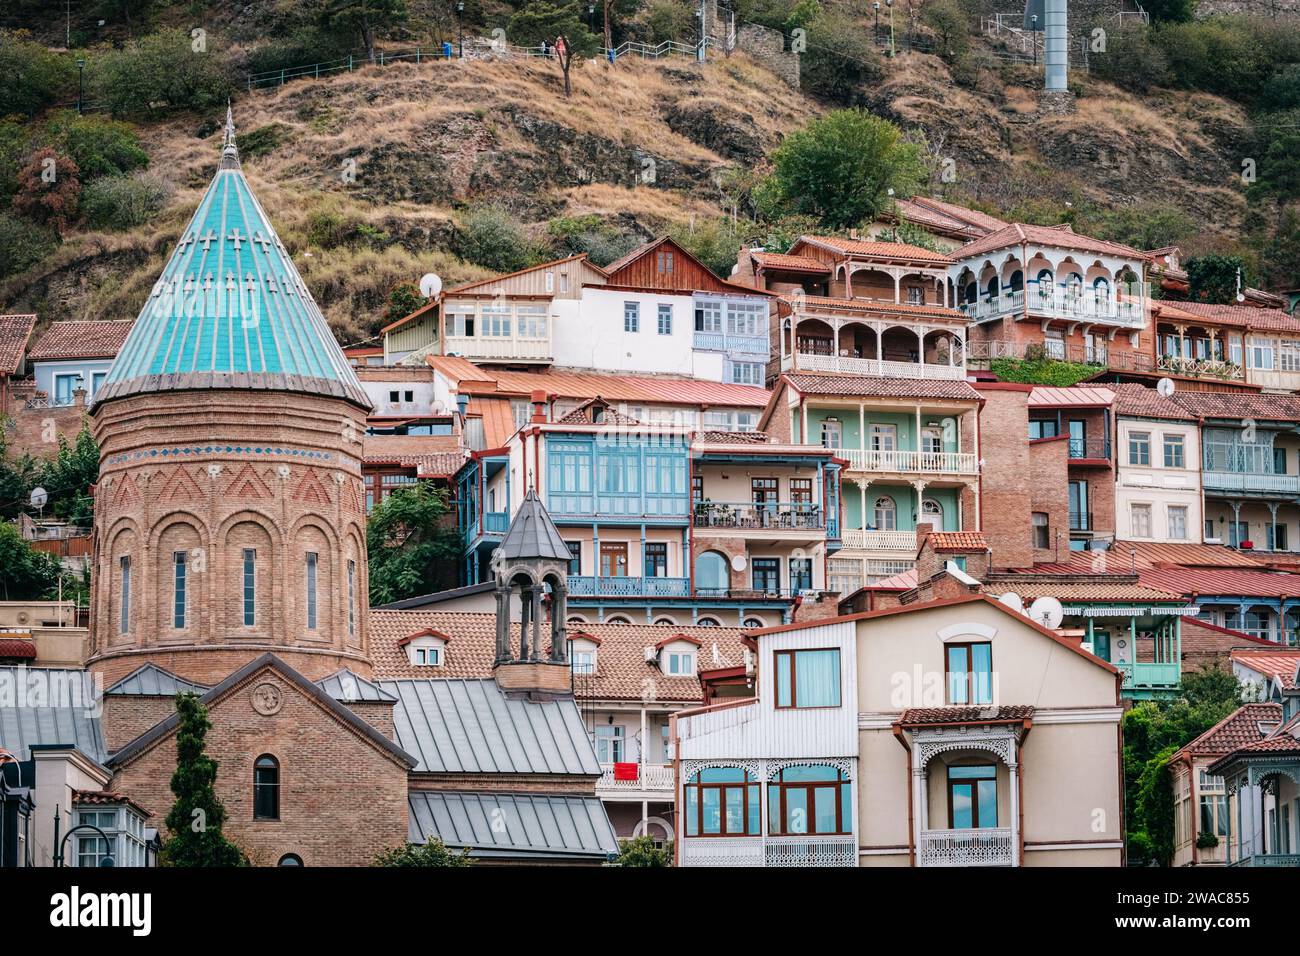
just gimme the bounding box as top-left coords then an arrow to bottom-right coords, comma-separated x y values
613,762 -> 639,781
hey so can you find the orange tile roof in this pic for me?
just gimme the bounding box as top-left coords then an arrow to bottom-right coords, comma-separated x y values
1231,649 -> 1300,690
751,251 -> 831,272
1119,541 -> 1267,570
904,197 -> 1008,234
369,610 -> 749,701
955,223 -> 1149,262
1161,301 -> 1300,334
1176,703 -> 1284,758
26,320 -> 133,361
783,293 -> 966,321
783,373 -> 981,401
435,362 -> 771,407
799,236 -> 953,264
898,705 -> 1034,725
361,434 -> 465,477
1110,383 -> 1198,421
1138,566 -> 1300,600
0,314 -> 35,375
929,532 -> 989,552
981,579 -> 1186,603
467,396 -> 516,449
1170,390 -> 1300,422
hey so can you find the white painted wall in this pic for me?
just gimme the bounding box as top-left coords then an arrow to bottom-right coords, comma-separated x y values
1115,417 -> 1203,543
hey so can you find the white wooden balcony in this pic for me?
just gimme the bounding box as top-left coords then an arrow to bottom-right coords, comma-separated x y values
917,827 -> 1014,866
765,835 -> 857,867
596,763 -> 674,796
679,837 -> 764,867
959,288 -> 1145,328
793,351 -> 966,380
840,529 -> 918,552
843,449 -> 979,475
445,334 -> 551,362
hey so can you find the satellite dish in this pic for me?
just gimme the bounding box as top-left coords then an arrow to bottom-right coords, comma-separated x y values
1028,596 -> 1065,630
997,592 -> 1024,614
419,273 -> 442,299
1236,292 -> 1246,303
1156,377 -> 1175,398
730,554 -> 747,573
29,487 -> 48,510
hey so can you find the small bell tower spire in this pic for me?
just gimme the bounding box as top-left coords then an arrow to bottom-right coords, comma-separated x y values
220,101 -> 241,170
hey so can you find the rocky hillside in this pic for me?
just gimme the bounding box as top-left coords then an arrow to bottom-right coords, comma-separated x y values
0,9 -> 1262,343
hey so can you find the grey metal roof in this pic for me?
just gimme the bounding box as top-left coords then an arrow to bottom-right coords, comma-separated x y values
105,662 -> 210,697
377,581 -> 494,610
0,667 -> 107,762
376,678 -> 601,776
108,653 -> 415,770
497,490 -> 570,562
315,667 -> 398,703
407,790 -> 617,860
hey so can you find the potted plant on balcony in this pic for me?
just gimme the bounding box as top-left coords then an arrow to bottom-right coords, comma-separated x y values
1196,831 -> 1220,850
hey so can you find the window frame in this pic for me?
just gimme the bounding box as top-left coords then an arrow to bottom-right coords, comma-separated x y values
683,767 -> 760,838
1128,431 -> 1151,466
767,765 -> 852,836
945,641 -> 993,706
946,764 -> 999,830
623,301 -> 640,333
253,754 -> 280,821
774,647 -> 842,710
172,550 -> 187,629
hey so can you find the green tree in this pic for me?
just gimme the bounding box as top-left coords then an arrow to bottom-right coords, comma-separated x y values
81,171 -> 172,231
922,0 -> 971,62
160,693 -> 247,867
1096,201 -> 1195,251
44,113 -> 149,182
1143,0 -> 1196,22
375,836 -> 473,866
0,434 -> 38,521
669,217 -> 740,278
0,522 -> 63,601
366,481 -> 461,605
1133,744 -> 1179,864
0,32 -> 73,117
800,12 -> 881,106
644,0 -> 695,43
384,282 -> 425,326
1089,24 -> 1169,93
1186,254 -> 1246,304
769,110 -> 924,230
508,2 -> 600,97
39,426 -> 99,526
318,0 -> 409,61
613,834 -> 672,866
92,29 -> 232,117
456,203 -> 539,272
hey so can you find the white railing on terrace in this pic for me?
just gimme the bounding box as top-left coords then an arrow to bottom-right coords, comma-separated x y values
680,837 -> 763,867
918,827 -> 1014,866
959,288 -> 1145,327
840,529 -> 918,552
843,449 -> 979,475
794,352 -> 966,380
765,835 -> 857,867
676,701 -> 759,743
597,763 -> 674,793
444,335 -> 551,361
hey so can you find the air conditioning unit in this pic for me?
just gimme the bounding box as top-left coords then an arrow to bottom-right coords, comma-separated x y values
1204,536 -> 1222,545
643,646 -> 658,663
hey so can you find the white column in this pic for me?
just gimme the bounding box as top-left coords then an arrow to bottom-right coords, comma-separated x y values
859,481 -> 868,531
893,271 -> 902,304
912,747 -> 927,866
1009,755 -> 1021,867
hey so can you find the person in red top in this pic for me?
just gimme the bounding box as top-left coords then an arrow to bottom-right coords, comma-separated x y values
555,36 -> 566,60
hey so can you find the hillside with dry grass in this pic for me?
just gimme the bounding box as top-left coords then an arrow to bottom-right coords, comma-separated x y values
0,9 -> 1267,344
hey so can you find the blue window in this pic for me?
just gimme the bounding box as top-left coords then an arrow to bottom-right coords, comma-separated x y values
946,642 -> 992,705
775,649 -> 841,708
173,551 -> 187,629
596,443 -> 640,514
119,556 -> 131,634
548,441 -> 594,514
242,549 -> 257,626
657,304 -> 672,335
729,362 -> 763,386
789,557 -> 813,593
624,301 -> 639,333
684,767 -> 760,837
694,551 -> 728,595
768,765 -> 850,835
948,765 -> 998,829
305,552 -> 318,630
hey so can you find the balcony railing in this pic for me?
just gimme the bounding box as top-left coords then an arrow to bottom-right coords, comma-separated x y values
840,529 -> 918,551
1118,661 -> 1181,690
843,449 -> 978,475
693,331 -> 769,355
793,351 -> 966,381
1157,354 -> 1243,381
1068,438 -> 1111,461
445,334 -> 551,362
1203,471 -> 1300,495
483,511 -> 509,533
680,837 -> 764,867
693,502 -> 824,531
567,576 -> 691,597
918,827 -> 1014,866
597,763 -> 674,793
959,287 -> 1145,327
1228,853 -> 1300,867
765,834 -> 857,867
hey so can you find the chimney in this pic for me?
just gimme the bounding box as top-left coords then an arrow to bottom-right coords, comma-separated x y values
455,393 -> 469,423
915,522 -> 937,579
530,389 -> 548,424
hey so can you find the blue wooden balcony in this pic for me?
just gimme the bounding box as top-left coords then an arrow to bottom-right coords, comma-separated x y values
1118,661 -> 1180,692
567,576 -> 691,597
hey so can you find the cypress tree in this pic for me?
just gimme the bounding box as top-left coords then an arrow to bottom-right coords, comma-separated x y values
160,693 -> 246,867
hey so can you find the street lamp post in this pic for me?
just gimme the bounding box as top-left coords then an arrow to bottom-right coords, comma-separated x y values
588,3 -> 596,33
1032,14 -> 1039,67
886,0 -> 895,57
53,806 -> 115,868
76,58 -> 85,114
456,1 -> 465,59
873,2 -> 880,42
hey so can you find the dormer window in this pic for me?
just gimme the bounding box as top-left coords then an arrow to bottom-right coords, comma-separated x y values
568,635 -> 599,674
403,630 -> 449,667
667,651 -> 694,675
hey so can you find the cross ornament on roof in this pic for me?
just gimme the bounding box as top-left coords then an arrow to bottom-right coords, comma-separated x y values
199,229 -> 219,252
227,228 -> 245,252
252,231 -> 273,254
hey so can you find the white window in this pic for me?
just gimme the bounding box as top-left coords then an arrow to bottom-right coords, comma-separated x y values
1131,503 -> 1152,538
407,634 -> 447,666
820,419 -> 842,449
481,306 -> 511,337
874,496 -> 897,531
726,301 -> 766,336
695,300 -> 723,334
594,725 -> 623,763
545,271 -> 554,293
569,639 -> 597,674
870,424 -> 897,451
729,362 -> 763,386
515,305 -> 547,338
658,304 -> 673,336
1168,506 -> 1188,540
667,651 -> 695,675
446,311 -> 474,337
624,301 -> 640,333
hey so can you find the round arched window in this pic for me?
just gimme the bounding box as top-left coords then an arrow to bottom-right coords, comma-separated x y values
606,615 -> 631,625
873,497 -> 897,531
694,551 -> 729,594
654,617 -> 677,626
278,854 -> 303,866
743,617 -> 764,629
696,617 -> 720,627
253,755 -> 279,820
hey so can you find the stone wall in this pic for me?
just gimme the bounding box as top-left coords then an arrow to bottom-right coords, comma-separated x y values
703,0 -> 800,88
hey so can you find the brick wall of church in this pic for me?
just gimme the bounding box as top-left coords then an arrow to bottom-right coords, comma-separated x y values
109,669 -> 410,866
88,389 -> 374,685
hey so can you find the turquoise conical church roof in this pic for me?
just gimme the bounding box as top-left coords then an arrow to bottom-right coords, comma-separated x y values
95,109 -> 370,410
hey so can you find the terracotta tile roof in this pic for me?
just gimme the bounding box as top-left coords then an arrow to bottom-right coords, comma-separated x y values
981,579 -> 1186,602
897,704 -> 1035,726
72,789 -> 152,817
1162,301 -> 1300,335
1110,383 -> 1198,421
692,431 -> 836,457
362,434 -> 464,477
905,197 -> 1008,234
0,314 -> 35,376
784,293 -> 966,321
1170,390 -> 1300,422
693,430 -> 771,445
1120,541 -> 1267,570
434,362 -> 771,408
26,320 -> 133,361
751,251 -> 831,273
369,610 -> 750,702
954,223 -> 1149,262
555,398 -> 643,426
929,532 -> 989,552
0,639 -> 36,660
1138,566 -> 1300,600
869,568 -> 918,590
783,373 -> 981,401
1177,703 -> 1283,757
1028,385 -> 1115,408
798,236 -> 953,264
1231,649 -> 1300,690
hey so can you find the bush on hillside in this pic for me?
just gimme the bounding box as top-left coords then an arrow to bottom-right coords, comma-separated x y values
643,0 -> 696,43
92,29 -> 233,116
455,204 -> 539,273
81,171 -> 172,231
44,113 -> 149,181
800,12 -> 882,105
547,215 -> 641,266
1089,24 -> 1169,93
0,32 -> 72,117
670,217 -> 741,278
11,148 -> 81,236
1095,201 -> 1196,251
0,211 -> 58,279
